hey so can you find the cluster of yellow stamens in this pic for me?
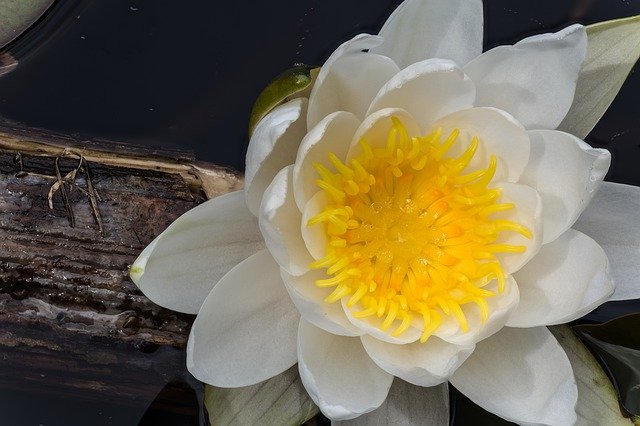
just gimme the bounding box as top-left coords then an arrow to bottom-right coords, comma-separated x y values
307,117 -> 531,342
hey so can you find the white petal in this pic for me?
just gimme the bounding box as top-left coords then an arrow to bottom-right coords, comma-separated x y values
493,182 -> 543,273
281,267 -> 363,337
434,277 -> 520,346
367,59 -> 475,132
509,229 -> 614,327
334,380 -> 449,426
361,335 -> 474,387
426,107 -> 530,183
371,0 -> 483,68
301,190 -> 329,260
520,130 -> 610,244
573,182 -> 640,301
259,165 -> 314,276
345,107 -> 421,161
297,319 -> 393,420
293,111 -> 360,211
450,326 -> 578,426
307,34 -> 384,130
307,53 -> 400,129
186,250 -> 299,387
464,24 -> 587,129
245,98 -> 308,215
130,191 -> 264,314
341,298 -> 422,345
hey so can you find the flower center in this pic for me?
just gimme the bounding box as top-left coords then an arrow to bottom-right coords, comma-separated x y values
308,117 -> 531,342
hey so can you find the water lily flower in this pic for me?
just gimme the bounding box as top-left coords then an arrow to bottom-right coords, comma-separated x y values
130,0 -> 640,424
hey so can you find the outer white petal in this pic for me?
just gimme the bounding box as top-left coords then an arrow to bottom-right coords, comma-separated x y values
361,335 -> 474,387
334,380 -> 449,426
293,111 -> 360,211
345,107 -> 421,161
573,182 -> 640,301
307,53 -> 400,129
130,191 -> 264,314
259,165 -> 314,276
297,319 -> 393,420
342,298 -> 422,345
367,59 -> 476,132
281,267 -> 363,337
520,130 -> 610,244
426,107 -> 530,183
307,34 -> 384,130
187,250 -> 299,387
434,277 -> 520,346
450,326 -> 578,426
371,0 -> 483,68
509,229 -> 613,327
245,98 -> 308,215
464,24 -> 587,129
492,182 -> 543,273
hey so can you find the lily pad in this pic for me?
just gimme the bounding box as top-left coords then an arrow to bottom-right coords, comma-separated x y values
0,0 -> 55,49
248,64 -> 318,136
573,314 -> 640,418
204,365 -> 318,426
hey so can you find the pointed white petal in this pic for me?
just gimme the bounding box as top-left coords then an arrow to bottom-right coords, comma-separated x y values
345,108 -> 421,161
435,277 -> 520,346
187,250 -> 299,387
361,334 -> 474,387
297,319 -> 393,420
520,130 -> 610,244
281,267 -> 362,337
573,182 -> 640,301
367,59 -> 475,132
493,182 -> 543,273
307,34 -> 384,130
464,24 -> 587,129
450,326 -> 578,426
293,112 -> 360,211
307,53 -> 399,129
509,229 -> 613,327
259,165 -> 314,276
426,107 -> 530,183
342,298 -> 422,345
371,0 -> 483,68
334,380 -> 449,426
130,191 -> 264,314
245,98 -> 308,215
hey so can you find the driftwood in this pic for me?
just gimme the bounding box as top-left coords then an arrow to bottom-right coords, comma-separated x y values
0,122 -> 242,423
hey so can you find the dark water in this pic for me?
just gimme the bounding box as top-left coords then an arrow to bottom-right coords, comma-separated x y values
0,0 -> 639,425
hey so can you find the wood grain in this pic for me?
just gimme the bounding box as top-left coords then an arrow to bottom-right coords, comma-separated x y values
0,123 -> 241,420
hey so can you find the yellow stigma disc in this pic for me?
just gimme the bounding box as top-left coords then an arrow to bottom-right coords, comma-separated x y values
308,117 -> 531,342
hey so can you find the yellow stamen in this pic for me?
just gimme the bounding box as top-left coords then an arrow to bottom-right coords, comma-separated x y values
308,117 -> 529,342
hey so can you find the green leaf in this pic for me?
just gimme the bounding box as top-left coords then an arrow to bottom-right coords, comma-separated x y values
559,15 -> 640,139
0,0 -> 55,48
248,64 -> 318,136
549,325 -> 635,425
573,314 -> 640,417
204,366 -> 318,426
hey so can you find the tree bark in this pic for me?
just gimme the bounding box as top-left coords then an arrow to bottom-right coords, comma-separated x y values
0,122 -> 242,422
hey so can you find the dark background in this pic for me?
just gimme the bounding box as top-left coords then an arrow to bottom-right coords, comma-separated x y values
0,0 -> 639,183
0,0 -> 639,425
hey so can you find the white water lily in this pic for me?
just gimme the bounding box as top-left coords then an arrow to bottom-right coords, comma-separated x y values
131,0 -> 640,424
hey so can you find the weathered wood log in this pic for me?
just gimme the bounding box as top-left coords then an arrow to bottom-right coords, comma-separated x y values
0,122 -> 242,422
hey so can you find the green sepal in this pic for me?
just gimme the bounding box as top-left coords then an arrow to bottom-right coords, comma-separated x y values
559,15 -> 640,138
